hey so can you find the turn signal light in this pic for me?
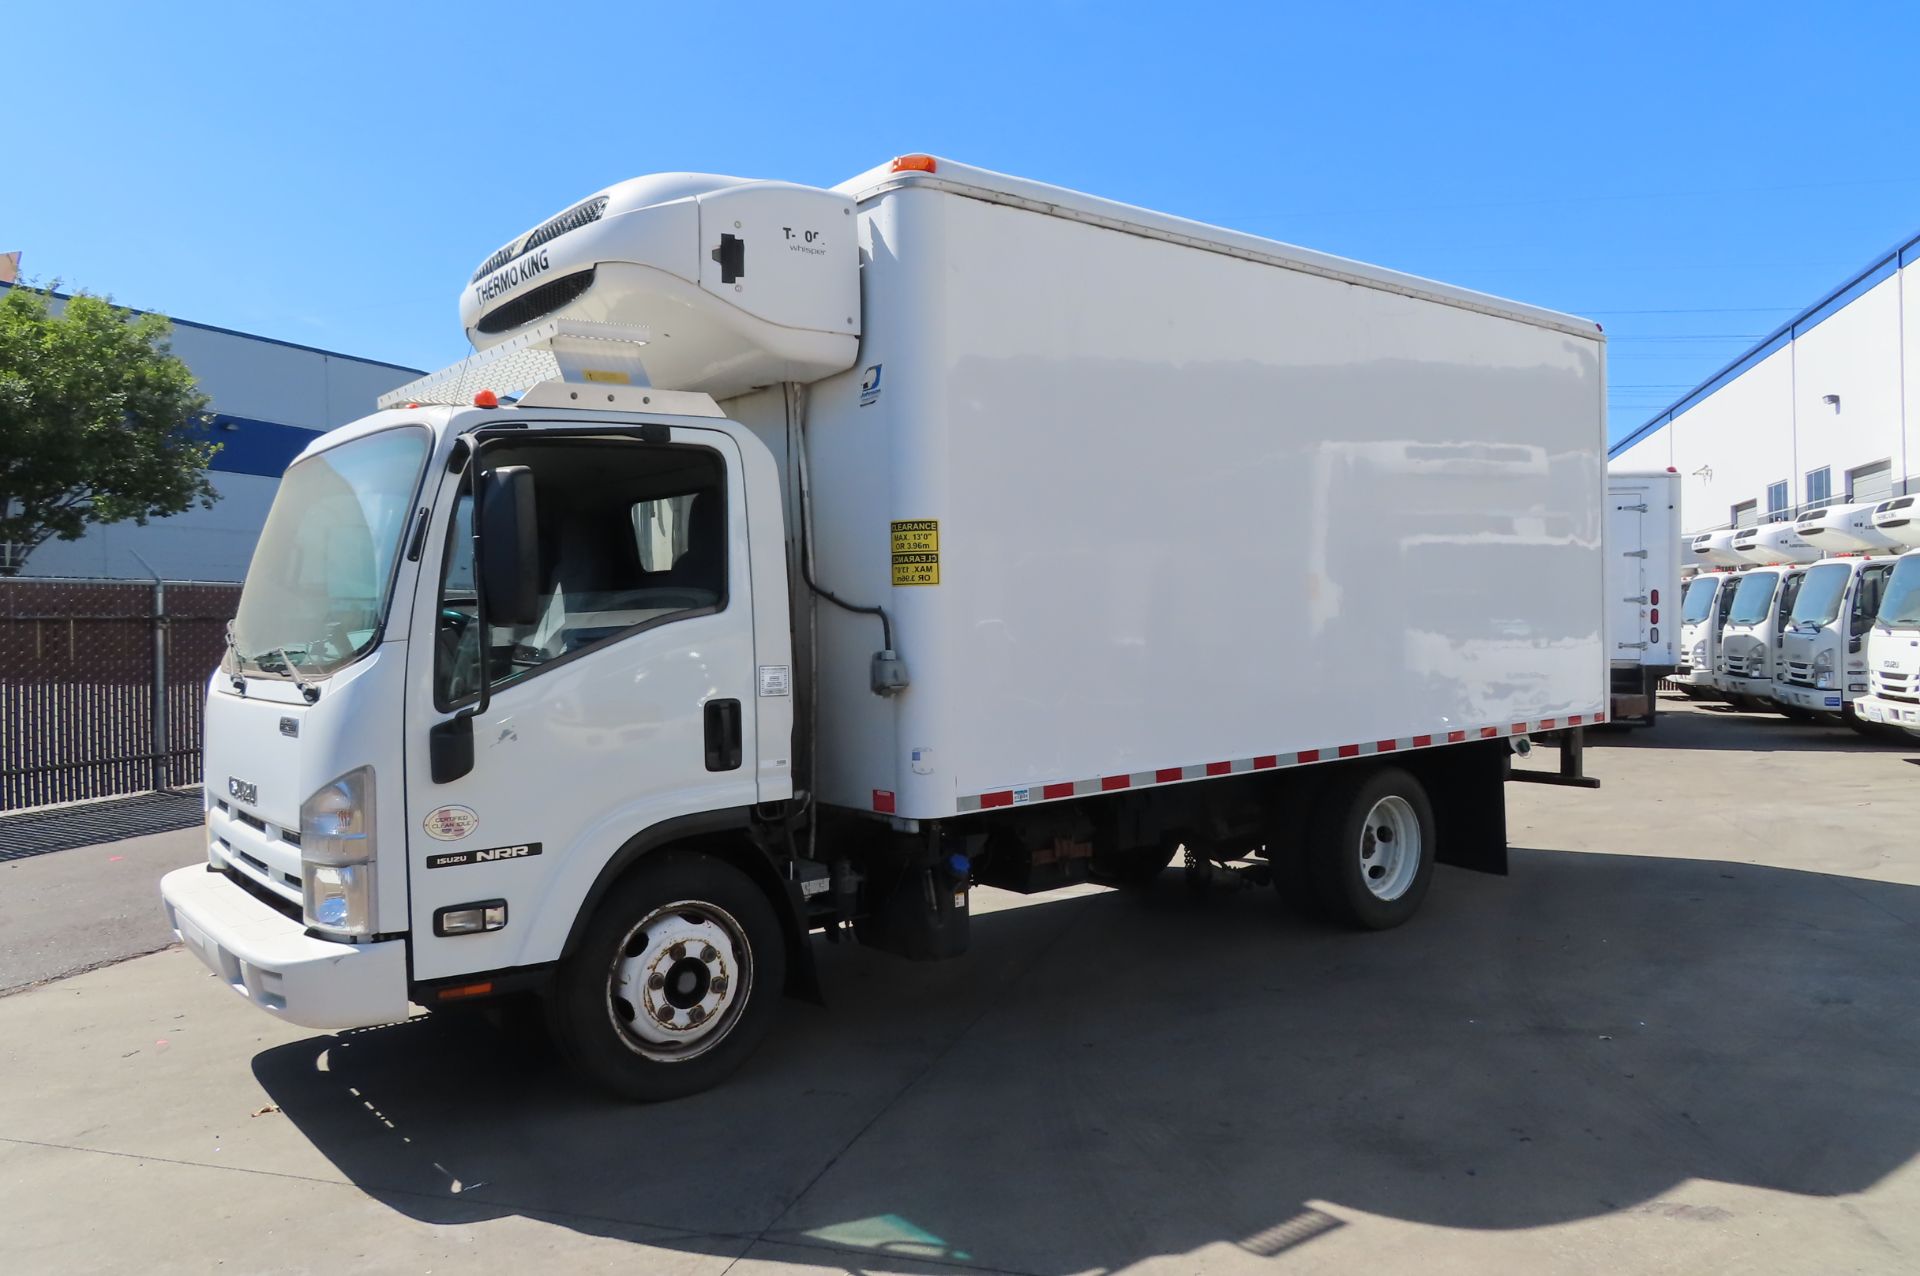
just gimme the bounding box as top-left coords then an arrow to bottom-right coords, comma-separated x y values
891,154 -> 938,174
1650,589 -> 1660,605
1650,608 -> 1659,624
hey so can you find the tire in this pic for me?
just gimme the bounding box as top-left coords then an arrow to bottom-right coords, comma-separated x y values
547,851 -> 786,1102
1305,766 -> 1436,930
1089,842 -> 1177,887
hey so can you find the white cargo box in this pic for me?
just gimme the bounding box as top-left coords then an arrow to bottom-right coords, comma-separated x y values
1606,470 -> 1681,670
716,159 -> 1608,820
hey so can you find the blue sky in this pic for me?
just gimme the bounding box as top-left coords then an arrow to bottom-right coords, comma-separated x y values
5,2 -> 1917,443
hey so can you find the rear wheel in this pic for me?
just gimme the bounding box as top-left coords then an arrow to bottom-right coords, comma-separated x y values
1305,766 -> 1436,930
548,852 -> 786,1102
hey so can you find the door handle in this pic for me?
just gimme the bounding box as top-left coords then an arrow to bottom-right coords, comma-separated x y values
704,698 -> 742,772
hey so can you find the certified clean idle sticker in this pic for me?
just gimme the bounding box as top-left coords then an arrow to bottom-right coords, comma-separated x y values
423,805 -> 478,842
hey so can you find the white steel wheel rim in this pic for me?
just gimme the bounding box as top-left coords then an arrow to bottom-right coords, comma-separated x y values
1358,795 -> 1421,901
607,900 -> 753,1062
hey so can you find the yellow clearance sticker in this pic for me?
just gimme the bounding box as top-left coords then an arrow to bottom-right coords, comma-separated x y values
890,519 -> 940,586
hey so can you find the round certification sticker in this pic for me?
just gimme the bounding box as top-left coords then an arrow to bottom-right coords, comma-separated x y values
423,805 -> 478,842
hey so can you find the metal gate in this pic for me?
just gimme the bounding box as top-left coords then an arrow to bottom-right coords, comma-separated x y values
0,578 -> 242,812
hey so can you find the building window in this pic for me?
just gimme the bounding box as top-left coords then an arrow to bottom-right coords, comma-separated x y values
1766,480 -> 1789,522
1731,499 -> 1758,528
1805,467 -> 1832,512
1848,459 -> 1893,504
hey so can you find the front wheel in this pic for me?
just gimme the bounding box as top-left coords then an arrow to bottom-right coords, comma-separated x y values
1306,766 -> 1436,930
548,852 -> 786,1102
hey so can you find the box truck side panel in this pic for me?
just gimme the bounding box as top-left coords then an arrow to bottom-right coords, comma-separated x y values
853,186 -> 1603,819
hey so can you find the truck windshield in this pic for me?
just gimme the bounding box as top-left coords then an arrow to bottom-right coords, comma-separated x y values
1726,571 -> 1779,626
1681,576 -> 1719,624
230,427 -> 430,679
1881,556 -> 1920,628
1788,562 -> 1852,628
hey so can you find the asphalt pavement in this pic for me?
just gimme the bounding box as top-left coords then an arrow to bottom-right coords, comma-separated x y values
3,699 -> 1919,1274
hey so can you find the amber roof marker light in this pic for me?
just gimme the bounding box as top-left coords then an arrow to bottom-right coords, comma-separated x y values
890,154 -> 938,174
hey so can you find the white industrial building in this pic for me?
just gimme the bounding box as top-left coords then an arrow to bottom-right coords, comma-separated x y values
2,285 -> 420,581
1610,230 -> 1920,533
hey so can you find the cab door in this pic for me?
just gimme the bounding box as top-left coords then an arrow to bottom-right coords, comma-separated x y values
403,427 -> 759,981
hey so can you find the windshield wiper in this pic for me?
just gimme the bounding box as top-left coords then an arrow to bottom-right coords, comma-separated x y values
275,647 -> 321,704
223,623 -> 247,695
239,644 -> 322,703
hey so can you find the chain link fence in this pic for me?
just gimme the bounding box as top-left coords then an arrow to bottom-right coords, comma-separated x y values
0,578 -> 242,812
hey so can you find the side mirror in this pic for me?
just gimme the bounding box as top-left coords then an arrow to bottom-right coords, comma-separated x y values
479,465 -> 541,627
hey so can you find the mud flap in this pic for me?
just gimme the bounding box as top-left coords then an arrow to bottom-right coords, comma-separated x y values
1423,740 -> 1509,876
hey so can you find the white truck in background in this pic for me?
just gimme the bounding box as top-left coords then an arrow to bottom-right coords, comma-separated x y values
1766,500 -> 1914,734
1716,523 -> 1822,713
1675,560 -> 1740,700
1605,470 -> 1681,725
160,155 -> 1607,1101
1842,498 -> 1920,735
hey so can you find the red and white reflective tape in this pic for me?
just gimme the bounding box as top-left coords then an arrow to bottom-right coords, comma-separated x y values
943,711 -> 1602,815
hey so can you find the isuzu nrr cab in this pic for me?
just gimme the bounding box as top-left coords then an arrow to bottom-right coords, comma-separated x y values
161,156 -> 1607,1100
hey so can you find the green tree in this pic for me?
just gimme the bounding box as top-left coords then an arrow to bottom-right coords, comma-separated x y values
0,285 -> 219,574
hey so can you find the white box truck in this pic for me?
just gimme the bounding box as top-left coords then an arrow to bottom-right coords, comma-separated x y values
1786,498 -> 1920,733
1605,470 -> 1681,725
1858,499 -> 1920,735
161,156 -> 1608,1100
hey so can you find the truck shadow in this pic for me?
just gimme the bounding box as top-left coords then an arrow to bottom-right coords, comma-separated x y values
254,848 -> 1920,1272
1592,702 -> 1917,755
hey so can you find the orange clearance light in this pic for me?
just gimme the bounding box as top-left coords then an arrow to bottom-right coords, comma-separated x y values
405,402 -> 421,409
437,981 -> 494,1002
891,154 -> 938,174
473,389 -> 500,408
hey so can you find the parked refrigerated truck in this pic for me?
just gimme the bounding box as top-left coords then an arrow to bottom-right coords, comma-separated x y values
159,156 -> 1608,1100
1775,554 -> 1900,730
1674,569 -> 1735,699
1605,470 -> 1681,724
1855,498 -> 1920,735
1717,523 -> 1822,711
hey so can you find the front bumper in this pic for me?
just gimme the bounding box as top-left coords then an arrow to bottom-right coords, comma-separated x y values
1721,674 -> 1776,699
161,865 -> 409,1031
1857,695 -> 1920,733
1773,682 -> 1844,714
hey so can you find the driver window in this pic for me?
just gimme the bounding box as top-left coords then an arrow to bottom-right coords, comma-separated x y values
435,441 -> 728,708
1852,567 -> 1889,634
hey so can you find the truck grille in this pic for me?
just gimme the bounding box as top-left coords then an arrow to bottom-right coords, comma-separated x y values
1873,670 -> 1917,703
1782,660 -> 1814,688
1724,651 -> 1764,676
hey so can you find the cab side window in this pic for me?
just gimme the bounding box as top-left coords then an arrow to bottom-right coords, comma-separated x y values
1852,567 -> 1890,636
435,441 -> 728,707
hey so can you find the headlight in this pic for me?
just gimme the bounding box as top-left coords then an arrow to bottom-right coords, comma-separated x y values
1813,649 -> 1834,690
300,767 -> 376,936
